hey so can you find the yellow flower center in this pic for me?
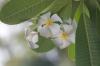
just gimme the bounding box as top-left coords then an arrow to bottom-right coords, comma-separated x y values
59,32 -> 68,40
45,19 -> 53,27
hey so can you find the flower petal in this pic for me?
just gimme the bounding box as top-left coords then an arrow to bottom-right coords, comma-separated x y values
28,41 -> 39,49
60,40 -> 71,49
25,28 -> 31,37
40,12 -> 51,19
66,18 -> 72,25
31,32 -> 38,43
72,19 -> 77,32
25,28 -> 39,49
38,26 -> 51,38
69,32 -> 75,43
26,31 -> 38,42
62,24 -> 73,34
52,38 -> 63,47
49,24 -> 61,36
53,38 -> 71,49
51,14 -> 63,23
66,18 -> 77,32
38,12 -> 51,26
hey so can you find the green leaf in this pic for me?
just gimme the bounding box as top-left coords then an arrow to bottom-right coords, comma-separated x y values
74,2 -> 90,22
0,0 -> 54,24
58,0 -> 72,20
85,0 -> 100,11
76,14 -> 100,66
75,1 -> 100,66
44,0 -> 67,13
85,0 -> 100,35
68,44 -> 75,61
72,0 -> 80,19
32,35 -> 55,53
59,0 -> 81,21
0,0 -> 67,24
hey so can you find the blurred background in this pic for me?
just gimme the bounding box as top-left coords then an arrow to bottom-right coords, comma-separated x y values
0,0 -> 75,66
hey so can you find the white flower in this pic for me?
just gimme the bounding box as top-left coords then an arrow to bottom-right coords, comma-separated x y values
52,18 -> 77,49
25,28 -> 39,49
37,12 -> 62,38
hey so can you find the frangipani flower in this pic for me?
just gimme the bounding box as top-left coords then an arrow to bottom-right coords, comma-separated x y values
25,28 -> 39,49
52,18 -> 77,49
25,12 -> 77,50
37,12 -> 62,38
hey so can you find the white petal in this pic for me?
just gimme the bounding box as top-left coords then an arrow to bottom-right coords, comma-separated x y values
66,18 -> 77,32
26,31 -> 38,42
38,12 -> 51,26
60,40 -> 71,49
38,18 -> 47,26
66,18 -> 72,24
40,12 -> 51,20
25,28 -> 31,37
38,26 -> 51,38
69,33 -> 75,43
52,38 -> 63,47
31,32 -> 38,43
72,19 -> 77,31
28,41 -> 39,49
51,14 -> 63,23
53,38 -> 71,49
25,30 -> 39,49
49,24 -> 61,36
38,17 -> 48,26
62,24 -> 73,34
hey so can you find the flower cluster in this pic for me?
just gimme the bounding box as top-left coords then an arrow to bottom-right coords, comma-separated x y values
25,12 -> 77,49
